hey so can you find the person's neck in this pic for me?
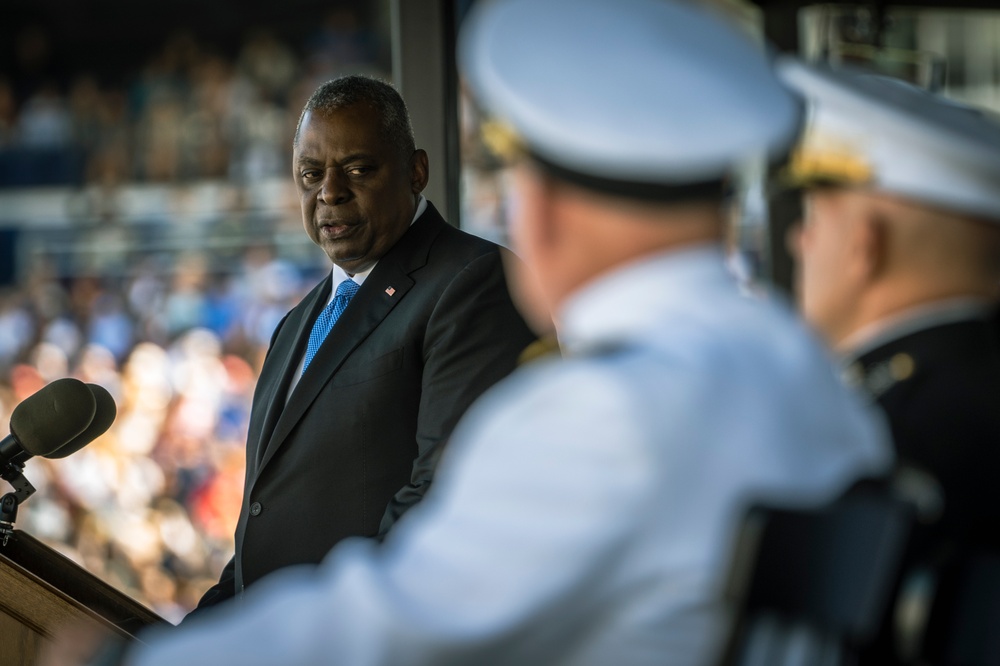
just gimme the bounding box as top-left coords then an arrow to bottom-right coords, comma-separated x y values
833,274 -> 994,349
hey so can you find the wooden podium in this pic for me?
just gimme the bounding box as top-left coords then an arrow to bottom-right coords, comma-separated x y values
0,529 -> 168,666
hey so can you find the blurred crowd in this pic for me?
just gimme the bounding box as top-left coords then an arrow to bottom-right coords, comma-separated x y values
0,237 -> 329,622
0,7 -> 388,622
0,6 -> 387,188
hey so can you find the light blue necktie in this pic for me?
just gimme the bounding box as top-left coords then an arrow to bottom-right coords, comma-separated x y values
302,279 -> 359,374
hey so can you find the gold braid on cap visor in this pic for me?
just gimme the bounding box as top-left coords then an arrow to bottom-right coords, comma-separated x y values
480,118 -> 527,163
780,131 -> 875,188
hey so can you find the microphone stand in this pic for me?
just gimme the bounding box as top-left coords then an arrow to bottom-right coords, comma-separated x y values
0,459 -> 36,547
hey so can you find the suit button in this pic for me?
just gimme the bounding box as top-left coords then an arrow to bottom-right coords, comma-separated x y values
249,501 -> 262,516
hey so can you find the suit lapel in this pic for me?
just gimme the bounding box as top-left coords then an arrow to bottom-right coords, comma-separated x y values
255,205 -> 446,473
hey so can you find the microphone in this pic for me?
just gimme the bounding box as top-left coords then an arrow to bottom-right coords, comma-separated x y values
48,383 -> 117,459
0,378 -> 97,471
0,378 -> 113,544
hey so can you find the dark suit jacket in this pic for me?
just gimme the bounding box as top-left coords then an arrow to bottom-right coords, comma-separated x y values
848,313 -> 1000,555
193,202 -> 535,611
850,310 -> 1000,664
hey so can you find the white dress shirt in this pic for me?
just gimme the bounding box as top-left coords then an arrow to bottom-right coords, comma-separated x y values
131,243 -> 891,666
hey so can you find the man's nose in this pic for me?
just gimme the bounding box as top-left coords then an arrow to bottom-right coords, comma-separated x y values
319,170 -> 351,205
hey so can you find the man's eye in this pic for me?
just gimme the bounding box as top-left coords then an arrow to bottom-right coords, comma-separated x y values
347,166 -> 371,176
301,170 -> 322,181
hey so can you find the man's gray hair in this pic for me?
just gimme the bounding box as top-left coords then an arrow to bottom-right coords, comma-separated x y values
294,75 -> 416,158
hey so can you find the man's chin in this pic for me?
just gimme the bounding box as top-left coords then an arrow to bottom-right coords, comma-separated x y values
327,251 -> 374,276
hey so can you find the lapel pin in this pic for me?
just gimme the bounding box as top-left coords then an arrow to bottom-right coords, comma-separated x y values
385,287 -> 396,297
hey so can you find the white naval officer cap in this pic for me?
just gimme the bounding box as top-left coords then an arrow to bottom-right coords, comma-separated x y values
457,0 -> 803,200
777,57 -> 1000,222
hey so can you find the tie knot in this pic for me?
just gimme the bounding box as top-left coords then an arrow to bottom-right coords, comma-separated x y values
301,279 -> 360,375
336,279 -> 359,300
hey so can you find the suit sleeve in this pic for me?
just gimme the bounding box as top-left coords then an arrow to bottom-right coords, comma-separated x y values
184,555 -> 236,619
376,249 -> 537,537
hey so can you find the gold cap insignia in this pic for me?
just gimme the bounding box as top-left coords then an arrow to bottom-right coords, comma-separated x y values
779,131 -> 874,188
480,118 -> 527,163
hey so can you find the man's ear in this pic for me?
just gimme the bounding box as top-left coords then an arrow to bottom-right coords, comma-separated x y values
512,165 -> 559,250
855,211 -> 889,283
785,220 -> 804,262
534,172 -> 561,248
409,149 -> 429,194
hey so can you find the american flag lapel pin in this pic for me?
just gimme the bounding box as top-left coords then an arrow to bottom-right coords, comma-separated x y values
385,286 -> 396,297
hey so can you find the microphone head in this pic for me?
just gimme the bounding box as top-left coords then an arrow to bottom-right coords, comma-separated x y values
48,383 -> 117,459
9,378 -> 97,458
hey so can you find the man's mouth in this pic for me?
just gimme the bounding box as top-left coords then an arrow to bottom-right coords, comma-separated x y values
318,220 -> 358,239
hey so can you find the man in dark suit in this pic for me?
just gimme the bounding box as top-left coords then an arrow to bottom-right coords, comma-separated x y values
192,74 -> 536,611
780,59 -> 1000,662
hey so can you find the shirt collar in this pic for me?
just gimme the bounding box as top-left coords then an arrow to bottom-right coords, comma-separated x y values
840,296 -> 996,364
557,242 -> 732,355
